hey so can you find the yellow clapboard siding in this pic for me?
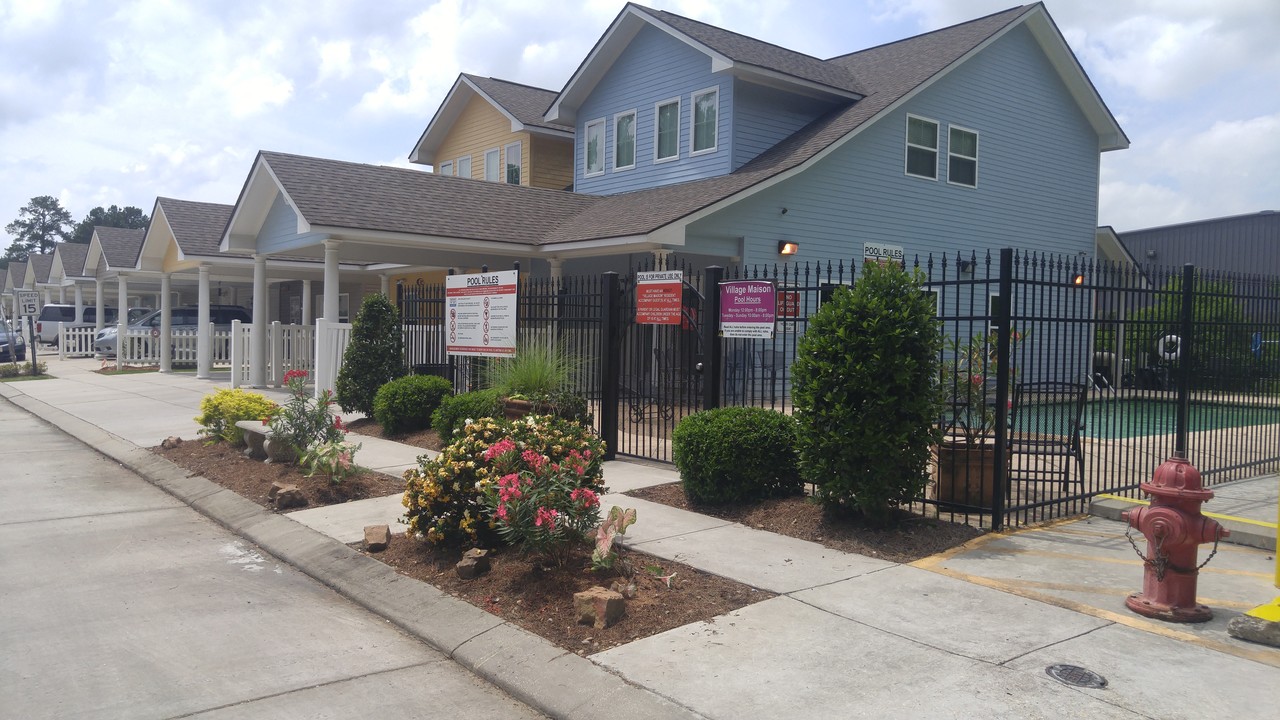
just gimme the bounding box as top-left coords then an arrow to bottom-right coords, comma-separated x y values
433,93 -> 572,188
531,135 -> 574,190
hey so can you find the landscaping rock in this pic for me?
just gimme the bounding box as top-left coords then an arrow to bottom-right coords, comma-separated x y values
267,481 -> 289,501
161,436 -> 183,449
1227,614 -> 1280,648
456,548 -> 491,579
273,484 -> 306,510
574,586 -> 625,629
364,525 -> 391,552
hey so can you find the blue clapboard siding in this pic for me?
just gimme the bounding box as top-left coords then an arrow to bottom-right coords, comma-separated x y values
258,193 -> 328,254
576,24 -> 732,194
732,81 -> 838,170
688,24 -> 1100,269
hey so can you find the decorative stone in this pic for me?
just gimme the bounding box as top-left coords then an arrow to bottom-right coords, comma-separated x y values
161,436 -> 183,449
273,484 -> 306,510
574,586 -> 625,629
264,437 -> 297,465
364,525 -> 391,552
1227,615 -> 1280,648
456,548 -> 491,579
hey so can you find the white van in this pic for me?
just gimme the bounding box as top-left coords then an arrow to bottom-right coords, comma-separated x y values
35,304 -> 151,344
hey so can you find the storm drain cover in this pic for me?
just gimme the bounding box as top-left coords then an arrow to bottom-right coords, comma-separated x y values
1045,664 -> 1108,689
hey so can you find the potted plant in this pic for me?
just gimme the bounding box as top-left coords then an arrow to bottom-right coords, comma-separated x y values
483,340 -> 583,421
934,329 -> 1024,508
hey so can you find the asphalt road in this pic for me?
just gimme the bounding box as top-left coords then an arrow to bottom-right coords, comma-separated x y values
0,399 -> 542,720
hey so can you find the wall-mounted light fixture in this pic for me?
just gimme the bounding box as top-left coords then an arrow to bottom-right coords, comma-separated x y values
1071,273 -> 1086,286
1146,249 -> 1157,259
957,259 -> 975,274
778,240 -> 799,256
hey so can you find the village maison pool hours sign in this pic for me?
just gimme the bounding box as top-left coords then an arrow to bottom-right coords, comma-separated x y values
446,270 -> 518,357
719,279 -> 777,339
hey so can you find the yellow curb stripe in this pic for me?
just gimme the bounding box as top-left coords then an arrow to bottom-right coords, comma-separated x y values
1096,494 -> 1278,530
918,564 -> 1280,669
1245,598 -> 1280,622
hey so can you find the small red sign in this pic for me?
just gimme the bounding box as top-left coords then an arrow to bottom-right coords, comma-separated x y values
636,271 -> 684,325
777,291 -> 800,318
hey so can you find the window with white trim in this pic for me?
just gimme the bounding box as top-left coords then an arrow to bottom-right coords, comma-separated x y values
504,141 -> 521,185
438,160 -> 453,176
484,148 -> 500,182
614,111 -> 636,170
692,88 -> 718,154
905,115 -> 938,179
584,118 -> 605,176
457,155 -> 471,179
655,98 -> 680,162
948,126 -> 978,187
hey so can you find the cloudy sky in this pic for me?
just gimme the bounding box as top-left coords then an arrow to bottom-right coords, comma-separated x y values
1,0 -> 1276,253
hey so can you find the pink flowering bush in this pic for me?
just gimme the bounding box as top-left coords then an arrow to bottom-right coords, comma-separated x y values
265,370 -> 348,454
301,438 -> 363,484
480,439 -> 603,564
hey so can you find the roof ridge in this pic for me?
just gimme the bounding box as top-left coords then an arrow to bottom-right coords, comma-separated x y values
468,75 -> 559,95
636,3 -> 829,65
827,4 -> 1030,61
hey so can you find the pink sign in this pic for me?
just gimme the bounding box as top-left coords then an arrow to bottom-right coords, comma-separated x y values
719,280 -> 777,339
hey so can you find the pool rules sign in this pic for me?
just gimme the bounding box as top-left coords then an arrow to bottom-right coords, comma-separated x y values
446,270 -> 518,357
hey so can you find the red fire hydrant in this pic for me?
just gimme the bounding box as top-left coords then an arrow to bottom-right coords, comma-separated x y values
1122,453 -> 1228,622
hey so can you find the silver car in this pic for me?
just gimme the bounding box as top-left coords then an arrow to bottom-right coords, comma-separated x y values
94,305 -> 251,356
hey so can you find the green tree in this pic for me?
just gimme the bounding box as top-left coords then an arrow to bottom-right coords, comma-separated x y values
4,195 -> 72,262
335,294 -> 406,416
70,205 -> 150,244
791,261 -> 943,525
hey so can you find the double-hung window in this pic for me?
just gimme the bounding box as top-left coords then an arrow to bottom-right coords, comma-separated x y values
948,126 -> 978,187
905,115 -> 939,179
484,148 -> 500,182
457,155 -> 471,179
438,160 -> 453,176
655,98 -> 680,162
504,141 -> 521,185
691,88 -> 718,154
584,118 -> 605,176
614,111 -> 636,170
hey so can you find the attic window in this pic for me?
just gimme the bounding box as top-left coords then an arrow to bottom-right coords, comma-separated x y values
905,115 -> 938,180
948,127 -> 978,187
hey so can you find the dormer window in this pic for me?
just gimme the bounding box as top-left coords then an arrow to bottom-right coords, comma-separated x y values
585,118 -> 605,176
655,98 -> 680,162
905,115 -> 939,180
692,88 -> 718,155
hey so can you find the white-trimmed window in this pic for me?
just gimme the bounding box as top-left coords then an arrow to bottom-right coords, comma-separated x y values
504,141 -> 521,185
691,87 -> 718,154
613,111 -> 636,170
655,97 -> 680,162
905,115 -> 938,179
948,126 -> 978,187
457,155 -> 471,179
584,118 -> 605,176
484,148 -> 500,182
438,160 -> 453,176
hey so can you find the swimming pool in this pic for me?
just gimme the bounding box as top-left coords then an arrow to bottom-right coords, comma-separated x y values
1014,397 -> 1280,440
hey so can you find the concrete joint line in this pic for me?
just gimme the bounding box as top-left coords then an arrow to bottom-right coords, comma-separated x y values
779,562 -> 901,596
621,521 -> 738,548
996,621 -> 1115,667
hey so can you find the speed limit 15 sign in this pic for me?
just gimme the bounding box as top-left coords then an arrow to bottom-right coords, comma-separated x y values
17,290 -> 39,316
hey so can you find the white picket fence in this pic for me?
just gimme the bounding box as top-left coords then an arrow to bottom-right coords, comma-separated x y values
313,318 -> 352,398
229,321 -> 318,389
58,325 -> 98,358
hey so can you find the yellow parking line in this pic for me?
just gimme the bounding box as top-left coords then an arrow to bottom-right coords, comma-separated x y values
968,545 -> 1273,579
968,575 -> 1260,611
1096,494 -> 1278,530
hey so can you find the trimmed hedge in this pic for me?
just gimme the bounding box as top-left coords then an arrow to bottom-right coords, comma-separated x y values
671,407 -> 801,505
431,388 -> 504,443
373,374 -> 454,435
194,388 -> 277,445
336,294 -> 406,416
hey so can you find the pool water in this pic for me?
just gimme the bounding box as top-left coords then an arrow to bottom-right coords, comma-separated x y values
1014,398 -> 1280,440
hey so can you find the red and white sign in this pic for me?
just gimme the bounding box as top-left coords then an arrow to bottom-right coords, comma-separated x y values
446,270 -> 518,357
777,290 -> 800,318
635,270 -> 683,325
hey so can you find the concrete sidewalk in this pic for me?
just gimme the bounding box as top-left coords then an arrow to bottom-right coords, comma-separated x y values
3,356 -> 1278,719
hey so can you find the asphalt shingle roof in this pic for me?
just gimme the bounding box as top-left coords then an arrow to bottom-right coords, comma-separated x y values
463,75 -> 570,133
7,262 -> 27,289
29,253 -> 53,283
95,227 -> 146,269
157,197 -> 236,256
57,242 -> 90,277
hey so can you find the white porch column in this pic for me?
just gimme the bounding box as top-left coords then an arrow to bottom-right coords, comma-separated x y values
74,285 -> 83,318
159,273 -> 172,373
301,279 -> 312,326
116,275 -> 128,370
653,249 -> 672,271
43,288 -> 51,305
322,240 -> 339,322
94,279 -> 104,333
250,255 -> 268,387
197,265 -> 211,378
548,257 -> 563,280
58,287 -> 65,303
379,273 -> 389,297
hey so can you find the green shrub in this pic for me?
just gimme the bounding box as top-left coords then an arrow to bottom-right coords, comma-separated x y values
792,261 -> 943,525
195,388 -> 277,445
336,294 -> 406,416
484,340 -> 578,399
402,414 -> 606,547
672,407 -> 801,504
0,360 -> 45,378
431,388 -> 504,443
374,374 -> 453,435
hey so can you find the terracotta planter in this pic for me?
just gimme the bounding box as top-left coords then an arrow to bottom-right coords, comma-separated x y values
933,439 -> 1005,510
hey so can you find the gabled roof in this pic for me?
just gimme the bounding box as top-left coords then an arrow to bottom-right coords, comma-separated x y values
410,74 -> 572,166
7,262 -> 27,290
155,197 -> 236,257
55,242 -> 90,278
28,253 -> 53,284
0,268 -> 7,293
94,227 -> 146,269
546,2 -> 866,124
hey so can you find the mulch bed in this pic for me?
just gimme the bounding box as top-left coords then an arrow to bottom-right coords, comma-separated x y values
367,535 -> 771,654
345,417 -> 443,453
153,438 -> 403,509
626,483 -> 984,564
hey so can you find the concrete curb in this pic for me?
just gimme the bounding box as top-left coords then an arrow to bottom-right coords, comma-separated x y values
1089,498 -> 1277,552
0,391 -> 705,720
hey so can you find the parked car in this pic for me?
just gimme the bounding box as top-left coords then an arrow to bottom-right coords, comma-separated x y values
35,304 -> 151,344
94,305 -> 252,356
1,315 -> 27,362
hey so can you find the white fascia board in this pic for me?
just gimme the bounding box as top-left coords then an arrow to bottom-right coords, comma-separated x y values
545,9 -> 646,125
464,78 -> 526,134
221,156 -> 311,253
310,225 -> 538,255
1024,10 -> 1128,151
537,233 -> 661,256
410,75 -> 471,165
139,205 -> 175,271
729,63 -> 862,101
